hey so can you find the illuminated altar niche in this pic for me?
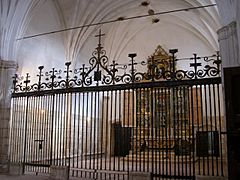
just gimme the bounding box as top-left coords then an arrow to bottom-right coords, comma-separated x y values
134,45 -> 192,153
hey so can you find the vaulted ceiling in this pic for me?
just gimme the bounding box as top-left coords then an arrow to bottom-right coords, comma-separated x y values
0,0 -> 221,74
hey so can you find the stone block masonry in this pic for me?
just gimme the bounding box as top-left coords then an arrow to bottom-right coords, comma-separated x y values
0,60 -> 17,174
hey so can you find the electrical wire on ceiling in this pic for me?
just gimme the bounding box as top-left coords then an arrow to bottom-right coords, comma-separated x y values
17,4 -> 217,41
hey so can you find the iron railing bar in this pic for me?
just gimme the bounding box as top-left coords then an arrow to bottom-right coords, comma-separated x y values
208,84 -> 214,175
47,94 -> 52,170
217,84 -> 224,176
145,88 -> 149,173
113,90 -> 117,174
204,84 -> 210,175
46,95 -> 51,173
177,86 -> 180,177
88,92 -> 93,178
131,89 -> 134,172
93,91 -> 97,173
50,94 -> 56,167
60,94 -> 64,167
138,88 -> 142,172
180,86 -> 184,177
172,86 -> 176,177
167,87 -> 171,178
29,97 -> 35,172
80,92 -> 85,178
63,93 -> 68,166
109,90 -> 114,179
17,97 -> 22,164
183,86 -> 188,177
155,88 -> 160,174
187,86 -> 191,177
160,88 -> 164,177
19,97 -> 24,164
195,85 -> 201,175
118,90 -> 121,174
56,94 -> 60,167
84,92 -> 89,177
199,85 -> 205,175
12,78 -> 222,97
142,88 -> 145,172
191,86 -> 196,177
116,90 -> 119,179
68,93 -> 72,169
105,90 -> 109,179
38,96 -> 42,172
213,84 -> 219,176
89,92 -> 93,175
71,93 -> 77,176
35,96 -> 41,172
22,95 -> 29,174
150,87 -> 154,175
95,90 -> 100,177
153,87 -> 158,174
59,94 -> 65,166
122,90 -> 126,174
38,96 -> 43,173
76,92 -> 81,177
99,91 -> 104,179
134,90 -> 138,172
123,89 -> 129,172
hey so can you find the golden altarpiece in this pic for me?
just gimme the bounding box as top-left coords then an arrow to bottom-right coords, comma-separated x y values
133,45 -> 193,155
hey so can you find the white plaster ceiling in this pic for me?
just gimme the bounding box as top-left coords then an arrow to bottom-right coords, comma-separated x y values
0,0 -> 221,74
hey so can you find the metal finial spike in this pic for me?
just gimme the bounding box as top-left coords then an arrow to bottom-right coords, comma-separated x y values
128,53 -> 137,58
169,49 -> 178,54
38,66 -> 44,70
65,62 -> 71,66
95,29 -> 105,45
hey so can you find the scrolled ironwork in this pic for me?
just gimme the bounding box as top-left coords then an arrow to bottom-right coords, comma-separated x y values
12,31 -> 221,93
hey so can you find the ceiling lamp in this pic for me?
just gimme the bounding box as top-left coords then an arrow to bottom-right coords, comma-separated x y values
148,9 -> 155,15
141,1 -> 150,6
117,17 -> 125,21
152,18 -> 160,23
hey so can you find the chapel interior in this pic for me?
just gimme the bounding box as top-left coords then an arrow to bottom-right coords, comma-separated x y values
1,0 -> 240,180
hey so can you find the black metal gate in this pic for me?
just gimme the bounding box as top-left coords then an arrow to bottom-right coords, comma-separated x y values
9,32 -> 226,179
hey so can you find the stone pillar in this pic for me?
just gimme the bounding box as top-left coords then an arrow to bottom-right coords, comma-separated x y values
218,21 -> 240,68
0,60 -> 17,173
217,21 -> 239,152
218,21 -> 240,178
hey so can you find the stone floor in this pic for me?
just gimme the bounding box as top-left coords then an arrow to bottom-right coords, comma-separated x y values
0,174 -> 92,180
0,155 -> 228,180
0,174 -> 49,180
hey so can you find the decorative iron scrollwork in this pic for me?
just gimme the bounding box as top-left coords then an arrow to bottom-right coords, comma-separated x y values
12,31 -> 221,93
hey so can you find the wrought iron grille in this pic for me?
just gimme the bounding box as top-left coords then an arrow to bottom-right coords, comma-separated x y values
12,31 -> 221,93
9,31 -> 226,180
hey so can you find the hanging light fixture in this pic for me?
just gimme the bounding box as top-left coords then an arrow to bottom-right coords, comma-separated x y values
141,1 -> 159,24
141,1 -> 150,7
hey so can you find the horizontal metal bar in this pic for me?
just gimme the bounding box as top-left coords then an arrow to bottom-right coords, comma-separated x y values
152,174 -> 194,179
24,163 -> 50,167
221,131 -> 240,135
70,168 -> 128,175
12,77 -> 221,97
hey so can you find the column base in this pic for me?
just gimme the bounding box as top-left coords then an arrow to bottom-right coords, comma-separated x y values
8,162 -> 23,176
50,166 -> 69,180
129,172 -> 151,180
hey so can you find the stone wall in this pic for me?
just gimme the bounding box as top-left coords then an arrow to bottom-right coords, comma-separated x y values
0,60 -> 16,173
